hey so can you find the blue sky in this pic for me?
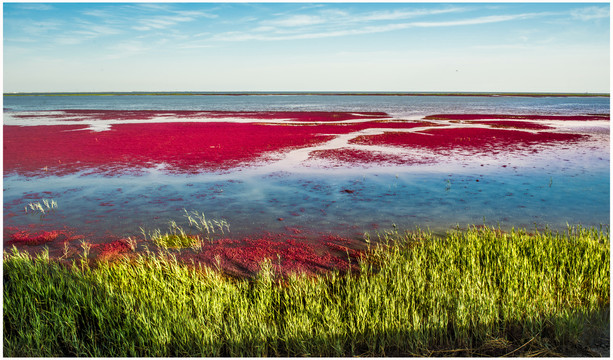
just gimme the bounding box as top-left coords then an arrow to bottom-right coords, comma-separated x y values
3,2 -> 610,92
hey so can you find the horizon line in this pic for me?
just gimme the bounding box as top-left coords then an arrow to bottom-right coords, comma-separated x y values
4,91 -> 610,97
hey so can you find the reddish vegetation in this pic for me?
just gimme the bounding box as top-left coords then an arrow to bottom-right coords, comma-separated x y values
3,224 -> 366,278
93,239 -> 132,259
350,127 -> 586,155
4,123 -> 338,176
4,109 -> 441,176
181,234 -> 365,277
470,121 -> 553,130
7,229 -> 66,246
310,148 -> 425,167
424,114 -> 609,121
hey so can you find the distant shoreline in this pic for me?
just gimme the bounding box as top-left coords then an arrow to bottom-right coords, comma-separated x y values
3,91 -> 610,97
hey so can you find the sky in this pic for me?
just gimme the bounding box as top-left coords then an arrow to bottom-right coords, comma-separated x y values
3,2 -> 610,93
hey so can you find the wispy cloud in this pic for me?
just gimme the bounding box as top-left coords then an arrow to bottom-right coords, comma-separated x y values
75,24 -> 122,37
132,10 -> 217,31
175,10 -> 217,19
345,7 -> 466,22
130,3 -> 175,12
411,13 -> 547,27
83,4 -> 218,33
47,19 -> 124,46
264,14 -> 327,28
82,9 -> 113,18
133,15 -> 198,31
15,4 -> 53,11
211,11 -> 554,42
260,6 -> 465,29
571,6 -> 610,21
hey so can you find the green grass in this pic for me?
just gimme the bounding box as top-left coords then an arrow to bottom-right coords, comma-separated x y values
139,210 -> 230,249
3,225 -> 609,357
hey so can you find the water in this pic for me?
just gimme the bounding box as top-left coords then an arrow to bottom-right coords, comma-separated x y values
4,93 -> 608,115
3,94 -> 610,244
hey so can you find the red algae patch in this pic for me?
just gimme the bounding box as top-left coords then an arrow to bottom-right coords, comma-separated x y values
180,233 -> 365,277
2,229 -> 367,278
309,148 -> 426,167
424,113 -> 609,121
3,116 -> 443,176
93,239 -> 133,260
470,121 -> 553,130
350,127 -> 587,155
3,123 -> 338,176
6,229 -> 66,246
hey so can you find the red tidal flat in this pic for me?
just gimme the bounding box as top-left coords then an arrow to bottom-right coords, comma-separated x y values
3,123 -> 334,176
3,119 -> 437,176
424,114 -> 609,121
350,127 -> 586,154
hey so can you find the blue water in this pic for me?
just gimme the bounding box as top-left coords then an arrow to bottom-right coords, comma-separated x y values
4,93 -> 609,115
3,94 -> 610,241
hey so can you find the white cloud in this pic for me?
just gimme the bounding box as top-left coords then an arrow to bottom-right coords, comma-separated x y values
175,10 -> 218,19
81,5 -> 218,32
571,6 -> 609,21
211,12 -> 554,42
134,15 -> 198,31
348,7 -> 465,22
260,6 -> 465,30
79,24 -> 122,36
132,11 -> 217,31
411,13 -> 545,27
264,14 -> 326,27
83,9 -> 113,18
16,4 -> 53,11
131,3 -> 173,12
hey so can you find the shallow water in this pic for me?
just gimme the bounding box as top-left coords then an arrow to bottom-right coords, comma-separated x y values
3,94 -> 610,249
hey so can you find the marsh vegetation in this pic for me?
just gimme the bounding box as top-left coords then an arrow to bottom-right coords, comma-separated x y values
3,226 -> 609,357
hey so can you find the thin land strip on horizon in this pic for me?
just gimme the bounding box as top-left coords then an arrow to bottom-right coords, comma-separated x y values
3,91 -> 610,97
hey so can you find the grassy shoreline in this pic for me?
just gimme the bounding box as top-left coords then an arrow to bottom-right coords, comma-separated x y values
3,226 -> 609,357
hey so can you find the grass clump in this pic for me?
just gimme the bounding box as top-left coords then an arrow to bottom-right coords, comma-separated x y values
184,209 -> 230,238
140,210 -> 229,249
3,225 -> 609,357
24,199 -> 58,219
